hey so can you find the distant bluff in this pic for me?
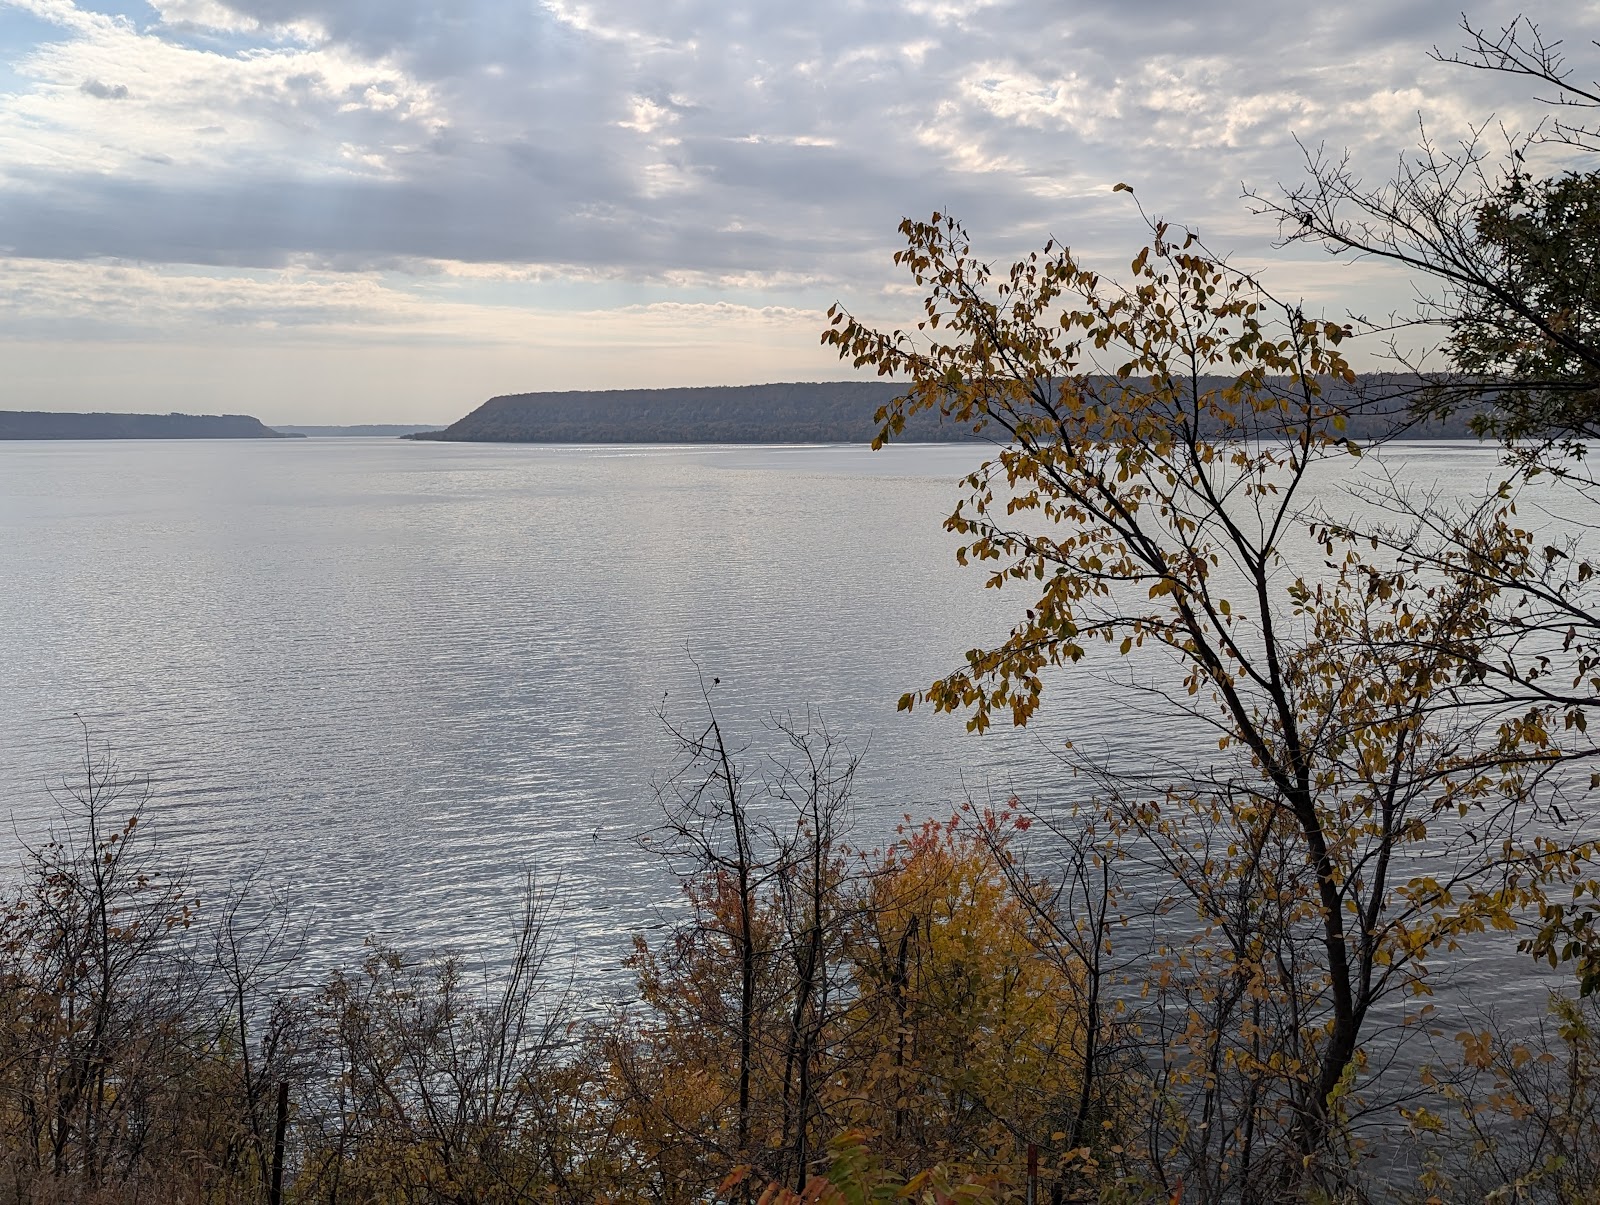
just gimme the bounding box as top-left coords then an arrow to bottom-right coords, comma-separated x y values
407,382 -> 956,443
0,411 -> 298,439
408,378 -> 1480,444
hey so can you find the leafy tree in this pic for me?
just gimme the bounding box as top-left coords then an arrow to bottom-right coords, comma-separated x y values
610,694 -> 1118,1200
1445,168 -> 1600,442
1402,993 -> 1600,1202
608,695 -> 866,1200
1253,14 -> 1600,996
742,1129 -> 1000,1204
1253,14 -> 1600,449
844,813 -> 1103,1193
821,206 -> 1600,1194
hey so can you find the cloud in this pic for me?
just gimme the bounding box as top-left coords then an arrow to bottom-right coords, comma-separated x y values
0,258 -> 846,420
0,0 -> 1593,412
0,254 -> 830,349
0,0 -> 1569,275
78,76 -> 129,99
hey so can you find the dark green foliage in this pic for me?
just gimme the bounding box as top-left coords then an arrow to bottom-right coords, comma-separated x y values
1449,170 -> 1600,442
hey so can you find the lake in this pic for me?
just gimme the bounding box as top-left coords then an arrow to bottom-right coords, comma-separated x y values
0,437 -> 1555,1005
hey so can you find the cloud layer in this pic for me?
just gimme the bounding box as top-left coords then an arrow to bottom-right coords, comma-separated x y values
0,0 -> 1591,418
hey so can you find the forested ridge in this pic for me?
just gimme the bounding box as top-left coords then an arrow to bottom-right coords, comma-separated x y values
409,381 -> 936,443
0,411 -> 297,439
410,377 -> 1481,444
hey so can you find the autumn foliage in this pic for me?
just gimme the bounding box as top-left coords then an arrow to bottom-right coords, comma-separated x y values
14,23 -> 1600,1186
0,726 -> 1129,1203
820,202 -> 1600,1197
12,202 -> 1600,1202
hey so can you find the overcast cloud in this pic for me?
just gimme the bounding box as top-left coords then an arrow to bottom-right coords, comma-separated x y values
0,0 -> 1592,421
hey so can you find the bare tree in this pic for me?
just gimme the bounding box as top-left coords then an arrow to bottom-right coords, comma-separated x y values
0,733 -> 203,1190
298,874 -> 575,1203
617,680 -> 864,1196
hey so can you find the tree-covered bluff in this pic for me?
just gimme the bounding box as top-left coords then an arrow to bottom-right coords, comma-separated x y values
409,378 -> 1478,444
0,411 -> 299,439
409,381 -> 938,443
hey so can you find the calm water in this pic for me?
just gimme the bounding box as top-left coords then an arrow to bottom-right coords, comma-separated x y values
0,437 -> 1554,1000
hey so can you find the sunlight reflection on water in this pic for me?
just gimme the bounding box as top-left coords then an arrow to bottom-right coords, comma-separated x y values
0,438 -> 1579,1028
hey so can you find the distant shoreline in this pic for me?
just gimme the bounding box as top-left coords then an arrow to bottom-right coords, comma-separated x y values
407,378 -> 1483,445
2,377 -> 1497,445
0,411 -> 299,440
274,424 -> 441,437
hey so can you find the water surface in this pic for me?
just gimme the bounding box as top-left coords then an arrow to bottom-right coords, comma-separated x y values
0,437 -> 1551,1003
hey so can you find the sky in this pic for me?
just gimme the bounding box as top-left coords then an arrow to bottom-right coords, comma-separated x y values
0,0 -> 1593,423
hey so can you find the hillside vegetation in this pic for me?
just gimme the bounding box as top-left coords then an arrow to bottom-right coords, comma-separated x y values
409,378 -> 1480,444
0,411 -> 298,439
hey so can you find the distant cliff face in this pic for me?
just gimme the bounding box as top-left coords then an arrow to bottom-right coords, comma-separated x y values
409,378 -> 1484,445
0,411 -> 298,439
